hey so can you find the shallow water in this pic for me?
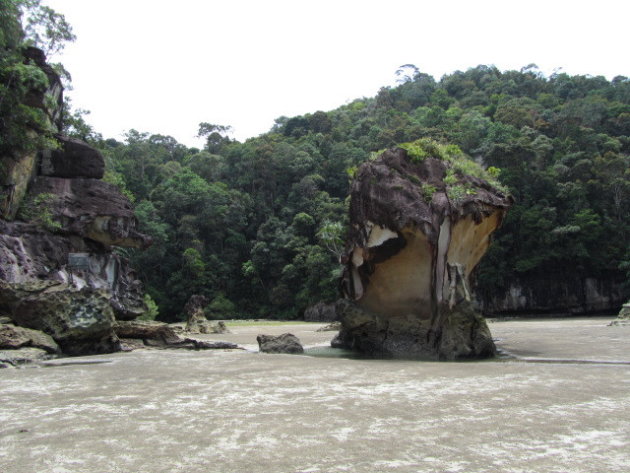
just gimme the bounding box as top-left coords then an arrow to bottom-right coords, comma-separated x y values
1,317 -> 628,473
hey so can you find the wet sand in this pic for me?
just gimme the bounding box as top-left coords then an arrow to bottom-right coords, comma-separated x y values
0,317 -> 628,473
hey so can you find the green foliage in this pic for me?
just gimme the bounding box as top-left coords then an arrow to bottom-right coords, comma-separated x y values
138,293 -> 159,321
17,192 -> 61,230
317,220 -> 345,258
446,185 -> 466,203
205,293 -> 237,320
399,140 -> 430,162
0,0 -> 74,157
421,183 -> 437,203
21,0 -> 76,55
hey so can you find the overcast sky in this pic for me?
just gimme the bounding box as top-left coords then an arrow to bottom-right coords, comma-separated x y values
44,0 -> 629,147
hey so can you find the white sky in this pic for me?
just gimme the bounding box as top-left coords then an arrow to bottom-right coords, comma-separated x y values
44,0 -> 629,147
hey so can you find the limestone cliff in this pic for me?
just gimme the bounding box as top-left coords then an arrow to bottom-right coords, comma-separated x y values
0,48 -> 150,357
337,144 -> 512,359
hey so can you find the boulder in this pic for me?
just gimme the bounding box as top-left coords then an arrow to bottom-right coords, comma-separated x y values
0,324 -> 60,354
257,333 -> 304,354
338,145 -> 511,359
304,302 -> 338,322
0,47 -> 151,358
0,281 -> 119,355
40,135 -> 104,179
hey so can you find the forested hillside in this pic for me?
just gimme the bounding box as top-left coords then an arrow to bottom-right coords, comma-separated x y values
61,64 -> 629,320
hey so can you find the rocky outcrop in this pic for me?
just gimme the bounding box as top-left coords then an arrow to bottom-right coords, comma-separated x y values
40,136 -> 104,179
182,294 -> 228,334
27,175 -> 150,248
257,333 -> 304,354
0,220 -> 147,320
0,47 -> 151,357
115,320 -> 240,350
337,145 -> 511,359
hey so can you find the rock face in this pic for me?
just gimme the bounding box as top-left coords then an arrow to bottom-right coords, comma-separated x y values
0,47 -> 151,357
337,146 -> 511,359
27,175 -> 151,248
478,276 -> 627,316
40,136 -> 105,179
257,333 -> 304,354
0,281 -> 120,355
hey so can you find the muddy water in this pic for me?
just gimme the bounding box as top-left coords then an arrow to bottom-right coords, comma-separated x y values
0,318 -> 628,473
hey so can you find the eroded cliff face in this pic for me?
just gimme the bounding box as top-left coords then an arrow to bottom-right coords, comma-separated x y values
477,276 -> 627,316
0,48 -> 150,357
337,147 -> 512,359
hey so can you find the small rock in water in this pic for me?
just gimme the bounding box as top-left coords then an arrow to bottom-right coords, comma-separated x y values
257,333 -> 304,354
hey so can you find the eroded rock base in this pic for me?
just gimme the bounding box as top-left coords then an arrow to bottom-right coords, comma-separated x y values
334,299 -> 495,360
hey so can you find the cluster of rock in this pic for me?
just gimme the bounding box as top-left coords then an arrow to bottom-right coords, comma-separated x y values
334,147 -> 512,359
115,320 -> 239,351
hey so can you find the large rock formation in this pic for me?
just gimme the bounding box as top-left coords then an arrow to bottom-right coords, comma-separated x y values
0,47 -> 151,356
337,144 -> 512,359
